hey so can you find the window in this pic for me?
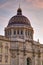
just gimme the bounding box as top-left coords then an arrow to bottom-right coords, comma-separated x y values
0,43 -> 2,53
30,31 -> 33,39
21,30 -> 23,35
27,58 -> 29,65
5,43 -> 8,54
8,30 -> 11,35
5,47 -> 8,54
42,61 -> 43,65
0,55 -> 2,62
27,58 -> 31,65
25,30 -> 27,36
17,30 -> 19,34
5,55 -> 8,63
9,30 -> 11,35
7,31 -> 9,35
0,48 -> 2,53
28,31 -> 29,35
0,43 -> 2,47
14,30 -> 16,35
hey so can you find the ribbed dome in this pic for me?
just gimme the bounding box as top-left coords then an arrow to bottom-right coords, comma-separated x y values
7,8 -> 31,27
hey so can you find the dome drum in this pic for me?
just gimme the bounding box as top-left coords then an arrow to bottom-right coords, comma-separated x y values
5,26 -> 33,40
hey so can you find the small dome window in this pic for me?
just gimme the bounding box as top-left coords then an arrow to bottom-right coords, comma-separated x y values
21,30 -> 23,35
25,30 -> 27,36
8,30 -> 11,35
17,30 -> 19,34
14,30 -> 16,35
7,31 -> 9,35
28,31 -> 29,35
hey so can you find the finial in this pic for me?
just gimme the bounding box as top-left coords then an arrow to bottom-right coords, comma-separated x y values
19,3 -> 20,8
17,3 -> 22,15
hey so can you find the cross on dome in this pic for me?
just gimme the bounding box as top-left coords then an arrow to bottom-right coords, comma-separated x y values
19,3 -> 20,8
17,4 -> 22,15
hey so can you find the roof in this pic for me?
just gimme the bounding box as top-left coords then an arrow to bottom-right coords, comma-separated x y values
7,7 -> 31,27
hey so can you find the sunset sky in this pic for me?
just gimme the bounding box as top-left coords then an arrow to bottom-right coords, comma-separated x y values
0,0 -> 43,44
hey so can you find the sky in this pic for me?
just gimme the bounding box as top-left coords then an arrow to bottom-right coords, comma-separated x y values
0,0 -> 43,44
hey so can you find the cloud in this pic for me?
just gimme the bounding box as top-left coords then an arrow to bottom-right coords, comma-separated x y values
0,0 -> 17,9
0,0 -> 13,9
26,0 -> 43,9
0,0 -> 43,9
0,15 -> 9,35
0,15 -> 10,27
0,0 -> 19,14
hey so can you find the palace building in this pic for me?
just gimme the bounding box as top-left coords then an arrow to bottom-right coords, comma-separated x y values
0,7 -> 43,65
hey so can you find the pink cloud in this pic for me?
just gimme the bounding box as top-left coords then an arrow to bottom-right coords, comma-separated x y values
26,0 -> 43,8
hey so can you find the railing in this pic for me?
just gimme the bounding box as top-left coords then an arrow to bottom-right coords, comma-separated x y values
12,35 -> 24,39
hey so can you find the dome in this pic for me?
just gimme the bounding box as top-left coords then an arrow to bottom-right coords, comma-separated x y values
7,8 -> 31,27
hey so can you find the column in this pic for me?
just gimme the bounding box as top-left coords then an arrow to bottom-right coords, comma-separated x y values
24,29 -> 26,39
11,29 -> 13,37
23,42 -> 26,65
32,48 -> 35,65
16,42 -> 19,65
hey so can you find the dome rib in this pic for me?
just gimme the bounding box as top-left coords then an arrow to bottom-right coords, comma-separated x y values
8,15 -> 31,27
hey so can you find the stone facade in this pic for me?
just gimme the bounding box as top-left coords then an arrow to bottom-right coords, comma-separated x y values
0,7 -> 43,65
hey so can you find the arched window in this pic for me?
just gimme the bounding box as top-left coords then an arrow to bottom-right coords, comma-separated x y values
8,30 -> 11,35
28,30 -> 29,35
0,55 -> 2,62
5,43 -> 8,54
17,30 -> 19,34
42,60 -> 43,65
0,42 -> 3,53
21,30 -> 23,35
27,58 -> 32,65
14,30 -> 16,35
25,30 -> 27,36
5,55 -> 8,63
